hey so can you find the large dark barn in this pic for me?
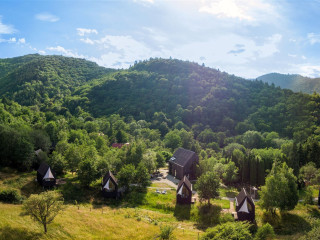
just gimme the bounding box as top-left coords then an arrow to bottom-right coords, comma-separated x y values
168,148 -> 199,180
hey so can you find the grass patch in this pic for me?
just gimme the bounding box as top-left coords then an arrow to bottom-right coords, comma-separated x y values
0,203 -> 201,240
212,199 -> 230,209
219,185 -> 238,198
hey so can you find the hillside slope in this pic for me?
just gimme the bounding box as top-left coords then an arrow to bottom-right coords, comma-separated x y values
0,56 -> 317,139
0,54 -> 113,105
257,73 -> 320,94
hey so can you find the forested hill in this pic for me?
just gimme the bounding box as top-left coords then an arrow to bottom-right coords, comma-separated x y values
0,55 -> 319,142
257,72 -> 320,94
0,54 -> 114,105
87,58 -> 316,139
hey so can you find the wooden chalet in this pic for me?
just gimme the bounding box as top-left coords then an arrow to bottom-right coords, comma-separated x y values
168,148 -> 199,180
37,162 -> 56,187
176,176 -> 192,204
101,171 -> 118,198
235,188 -> 255,222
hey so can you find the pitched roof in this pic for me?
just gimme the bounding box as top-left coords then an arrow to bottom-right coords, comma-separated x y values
236,188 -> 254,207
111,143 -> 129,148
169,148 -> 197,167
37,162 -> 50,176
102,171 -> 118,186
177,176 -> 192,193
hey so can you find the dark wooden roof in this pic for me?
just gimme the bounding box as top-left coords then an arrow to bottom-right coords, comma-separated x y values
102,171 -> 118,186
37,162 -> 50,176
177,176 -> 192,193
169,148 -> 197,167
236,188 -> 254,206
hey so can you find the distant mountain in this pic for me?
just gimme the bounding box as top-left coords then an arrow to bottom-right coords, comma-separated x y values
257,73 -> 320,94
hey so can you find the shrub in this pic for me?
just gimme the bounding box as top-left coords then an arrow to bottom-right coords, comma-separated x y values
0,189 -> 22,203
254,223 -> 275,240
201,222 -> 253,240
303,186 -> 314,205
159,225 -> 175,240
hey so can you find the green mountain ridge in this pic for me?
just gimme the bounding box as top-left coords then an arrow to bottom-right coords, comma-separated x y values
257,72 -> 320,94
0,55 -> 317,140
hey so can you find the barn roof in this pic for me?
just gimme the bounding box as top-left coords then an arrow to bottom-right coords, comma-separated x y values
177,176 -> 192,193
102,171 -> 118,186
169,148 -> 197,167
37,162 -> 50,176
236,188 -> 254,207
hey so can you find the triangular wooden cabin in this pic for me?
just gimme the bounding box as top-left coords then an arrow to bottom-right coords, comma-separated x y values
169,148 -> 199,180
235,188 -> 255,222
176,176 -> 192,204
101,171 -> 118,198
37,163 -> 56,187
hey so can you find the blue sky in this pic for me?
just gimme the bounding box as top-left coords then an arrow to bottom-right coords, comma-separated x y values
1,0 -> 320,78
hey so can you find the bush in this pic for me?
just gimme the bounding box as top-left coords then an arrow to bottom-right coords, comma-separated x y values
159,225 -> 175,240
201,221 -> 253,240
254,223 -> 275,240
0,189 -> 22,203
303,186 -> 314,205
191,204 -> 221,229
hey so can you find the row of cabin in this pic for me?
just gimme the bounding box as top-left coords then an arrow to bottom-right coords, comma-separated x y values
37,163 -> 120,198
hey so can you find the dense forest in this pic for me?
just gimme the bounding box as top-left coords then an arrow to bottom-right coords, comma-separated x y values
0,54 -> 320,187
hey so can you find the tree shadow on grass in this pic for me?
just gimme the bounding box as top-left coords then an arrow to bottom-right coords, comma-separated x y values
307,205 -> 320,218
262,211 -> 311,235
193,204 -> 222,230
174,204 -> 191,221
0,226 -> 42,240
20,181 -> 43,198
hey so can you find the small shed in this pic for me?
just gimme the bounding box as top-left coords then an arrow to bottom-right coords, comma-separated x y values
168,148 -> 199,180
37,163 -> 56,187
101,171 -> 118,198
176,176 -> 192,204
235,188 -> 255,222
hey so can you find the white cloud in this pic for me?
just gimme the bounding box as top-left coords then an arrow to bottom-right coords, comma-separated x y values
18,38 -> 26,44
133,0 -> 154,5
294,64 -> 320,78
77,28 -> 98,36
0,37 -> 16,43
46,46 -> 85,58
198,0 -> 276,22
80,38 -> 95,45
35,13 -> 60,22
0,17 -> 15,34
92,35 -> 158,68
307,33 -> 320,45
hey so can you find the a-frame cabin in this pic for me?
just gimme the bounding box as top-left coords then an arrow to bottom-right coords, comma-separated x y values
37,163 -> 56,187
176,176 -> 192,204
235,188 -> 255,222
101,171 -> 118,198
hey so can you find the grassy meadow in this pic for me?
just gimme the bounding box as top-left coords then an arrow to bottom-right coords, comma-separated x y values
1,168 -> 320,240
